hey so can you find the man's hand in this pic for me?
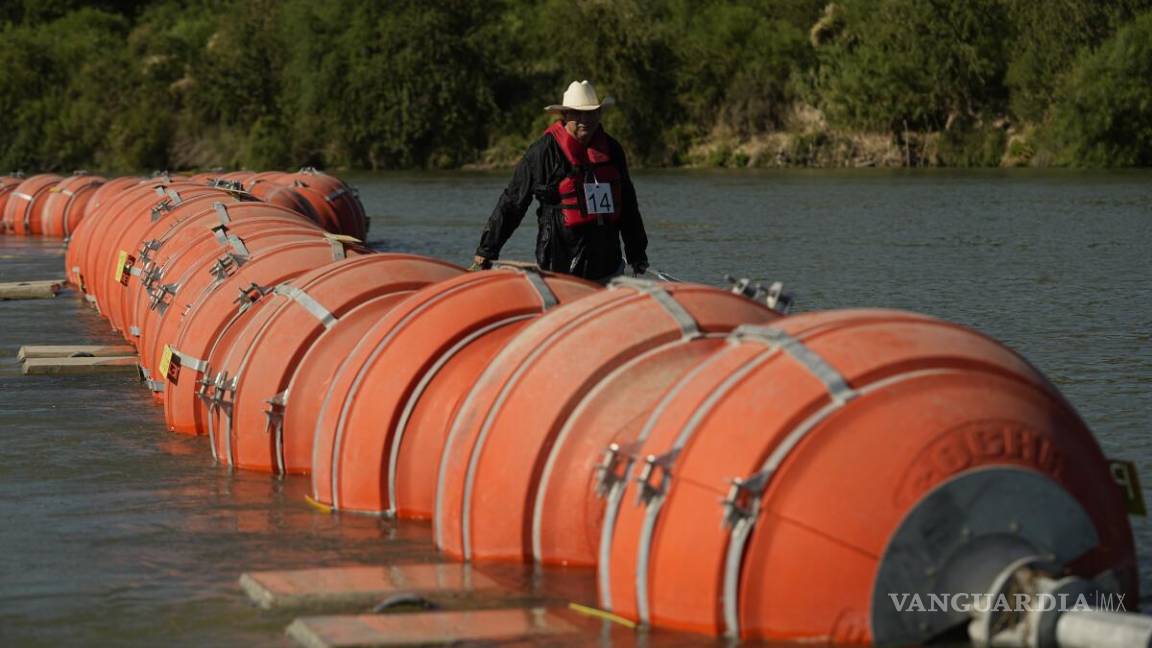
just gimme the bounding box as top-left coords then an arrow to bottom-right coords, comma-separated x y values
468,255 -> 492,272
631,262 -> 649,276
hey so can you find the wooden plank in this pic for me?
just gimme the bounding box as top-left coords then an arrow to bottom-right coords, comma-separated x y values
0,280 -> 66,300
240,564 -> 510,611
21,356 -> 138,376
17,345 -> 136,362
286,608 -> 577,648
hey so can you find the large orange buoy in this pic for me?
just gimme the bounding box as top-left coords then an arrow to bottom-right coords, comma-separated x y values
136,213 -> 336,393
531,337 -> 730,567
308,268 -> 600,516
66,176 -> 142,285
275,298 -> 409,476
206,254 -> 463,472
434,279 -> 780,563
39,174 -> 106,239
121,199 -> 316,348
595,310 -> 1136,644
0,176 -> 26,232
129,216 -> 321,369
95,186 -> 229,332
159,236 -> 363,434
242,171 -> 292,190
3,174 -> 62,235
289,167 -> 368,239
70,181 -> 181,302
116,194 -> 250,341
247,181 -> 322,227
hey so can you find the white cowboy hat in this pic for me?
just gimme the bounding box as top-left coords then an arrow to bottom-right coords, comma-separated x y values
544,80 -> 615,113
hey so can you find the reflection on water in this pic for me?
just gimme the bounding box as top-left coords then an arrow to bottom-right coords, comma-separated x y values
0,169 -> 1149,645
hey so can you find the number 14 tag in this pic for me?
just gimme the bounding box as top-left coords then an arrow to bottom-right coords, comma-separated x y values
584,182 -> 614,215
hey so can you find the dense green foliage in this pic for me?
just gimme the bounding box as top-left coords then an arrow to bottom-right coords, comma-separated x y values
0,0 -> 1149,171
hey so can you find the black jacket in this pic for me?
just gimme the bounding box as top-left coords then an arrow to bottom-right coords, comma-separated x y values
475,129 -> 648,281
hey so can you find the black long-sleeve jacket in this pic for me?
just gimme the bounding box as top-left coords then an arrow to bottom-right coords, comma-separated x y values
475,129 -> 648,281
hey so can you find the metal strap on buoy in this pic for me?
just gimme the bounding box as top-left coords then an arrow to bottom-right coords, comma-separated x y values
609,277 -> 700,338
171,348 -> 210,374
385,314 -> 536,515
214,201 -> 231,225
273,284 -> 337,329
324,186 -> 351,203
265,390 -> 289,474
716,323 -> 858,637
626,346 -> 775,623
493,262 -> 559,310
16,192 -> 35,229
449,291 -> 634,558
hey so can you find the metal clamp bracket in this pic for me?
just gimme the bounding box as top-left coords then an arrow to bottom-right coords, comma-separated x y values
148,282 -> 179,312
264,391 -> 288,435
721,470 -> 772,529
725,274 -> 795,314
233,282 -> 273,313
635,449 -> 680,505
594,442 -> 636,498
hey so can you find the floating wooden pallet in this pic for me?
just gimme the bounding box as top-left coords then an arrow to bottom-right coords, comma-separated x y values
22,356 -> 138,376
240,564 -> 509,611
287,608 -> 578,648
0,279 -> 66,300
240,562 -> 597,612
17,345 -> 136,362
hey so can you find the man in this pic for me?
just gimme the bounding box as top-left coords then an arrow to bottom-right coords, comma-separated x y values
471,80 -> 649,281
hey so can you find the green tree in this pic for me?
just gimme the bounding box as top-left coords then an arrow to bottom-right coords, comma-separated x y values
815,0 -> 1011,132
1048,11 -> 1152,166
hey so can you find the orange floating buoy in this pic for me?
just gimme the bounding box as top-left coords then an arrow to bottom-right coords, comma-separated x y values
289,168 -> 367,239
218,171 -> 255,185
82,176 -> 142,221
70,181 -> 179,303
531,337 -> 730,567
595,309 -> 1136,643
308,268 -> 600,516
135,207 -> 334,393
96,186 -> 229,333
276,298 -> 410,476
65,176 -> 142,284
3,174 -> 62,235
115,194 -> 249,341
206,254 -> 463,472
434,279 -> 780,563
247,181 -> 322,227
0,176 -> 26,232
39,174 -> 106,239
242,171 -> 292,191
158,235 -> 364,434
128,211 -> 321,366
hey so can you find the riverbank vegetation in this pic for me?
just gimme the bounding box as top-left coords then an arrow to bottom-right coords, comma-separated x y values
1,0 -> 1150,171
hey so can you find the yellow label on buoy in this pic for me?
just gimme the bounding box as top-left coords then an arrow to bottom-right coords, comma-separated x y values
159,345 -> 174,378
1109,459 -> 1147,516
114,250 -> 128,283
323,232 -> 362,244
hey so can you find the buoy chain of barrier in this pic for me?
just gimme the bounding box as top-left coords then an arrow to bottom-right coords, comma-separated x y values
25,168 -> 1146,646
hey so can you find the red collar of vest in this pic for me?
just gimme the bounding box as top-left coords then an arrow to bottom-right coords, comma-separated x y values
547,121 -> 611,164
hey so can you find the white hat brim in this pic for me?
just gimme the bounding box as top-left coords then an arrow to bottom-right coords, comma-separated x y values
544,96 -> 615,113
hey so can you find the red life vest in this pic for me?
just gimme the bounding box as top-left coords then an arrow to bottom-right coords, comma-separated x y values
546,121 -> 623,227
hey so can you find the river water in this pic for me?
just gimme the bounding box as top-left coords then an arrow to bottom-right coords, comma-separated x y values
0,169 -> 1149,646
